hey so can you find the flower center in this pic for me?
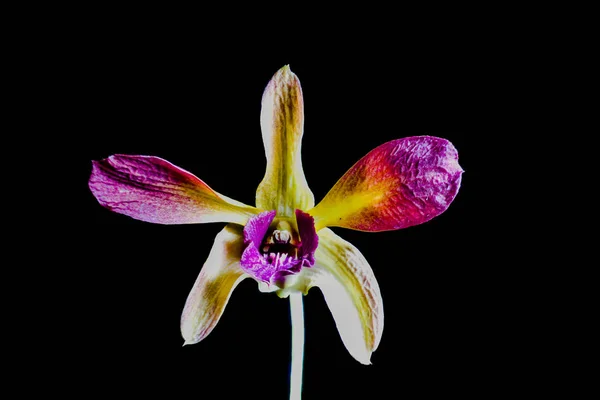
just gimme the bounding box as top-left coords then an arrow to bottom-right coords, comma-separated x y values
239,209 -> 318,286
261,221 -> 300,263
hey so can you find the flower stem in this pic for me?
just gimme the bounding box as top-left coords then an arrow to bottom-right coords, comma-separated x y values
289,292 -> 304,400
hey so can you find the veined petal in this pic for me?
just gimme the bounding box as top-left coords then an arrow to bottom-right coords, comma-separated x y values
305,228 -> 383,365
181,224 -> 247,344
255,65 -> 315,217
309,136 -> 463,231
90,155 -> 259,225
295,209 -> 318,266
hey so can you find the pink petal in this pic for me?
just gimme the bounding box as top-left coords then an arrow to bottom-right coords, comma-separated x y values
238,210 -> 318,285
240,241 -> 302,284
89,155 -> 258,225
242,210 -> 277,247
309,136 -> 463,231
240,211 -> 303,284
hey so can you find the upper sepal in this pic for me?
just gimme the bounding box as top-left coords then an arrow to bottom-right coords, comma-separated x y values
255,66 -> 315,217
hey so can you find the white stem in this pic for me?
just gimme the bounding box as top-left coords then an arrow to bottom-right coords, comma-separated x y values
289,292 -> 304,400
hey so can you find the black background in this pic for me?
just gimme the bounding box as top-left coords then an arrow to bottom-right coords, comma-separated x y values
58,18 -> 529,399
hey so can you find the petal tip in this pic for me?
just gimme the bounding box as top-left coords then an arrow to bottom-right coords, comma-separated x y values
182,340 -> 195,347
278,64 -> 294,76
354,351 -> 373,365
271,64 -> 299,87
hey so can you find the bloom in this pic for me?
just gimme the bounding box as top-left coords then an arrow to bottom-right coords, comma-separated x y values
89,65 -> 463,364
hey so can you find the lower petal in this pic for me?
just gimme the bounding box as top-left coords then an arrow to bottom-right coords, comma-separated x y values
305,228 -> 384,364
181,224 -> 247,345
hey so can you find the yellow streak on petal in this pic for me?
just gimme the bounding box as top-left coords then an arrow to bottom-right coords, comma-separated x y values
310,190 -> 384,231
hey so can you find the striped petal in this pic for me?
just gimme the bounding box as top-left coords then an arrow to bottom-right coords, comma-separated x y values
309,136 -> 463,231
181,224 -> 247,344
90,154 -> 259,225
304,228 -> 383,365
255,66 -> 315,217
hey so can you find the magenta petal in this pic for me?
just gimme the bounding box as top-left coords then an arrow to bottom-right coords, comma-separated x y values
272,260 -> 303,282
240,242 -> 302,284
240,210 -> 304,284
295,209 -> 318,266
89,155 -> 257,225
310,136 -> 463,231
240,211 -> 277,283
242,210 -> 276,247
240,242 -> 273,283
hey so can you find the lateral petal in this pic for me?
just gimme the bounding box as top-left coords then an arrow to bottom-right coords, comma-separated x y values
181,224 -> 247,345
255,65 -> 315,217
90,154 -> 259,225
309,136 -> 463,231
308,228 -> 384,365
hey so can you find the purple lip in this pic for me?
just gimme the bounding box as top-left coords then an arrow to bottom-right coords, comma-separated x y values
239,210 -> 318,285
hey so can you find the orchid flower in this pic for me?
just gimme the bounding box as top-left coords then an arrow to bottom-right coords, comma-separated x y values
89,65 -> 463,399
